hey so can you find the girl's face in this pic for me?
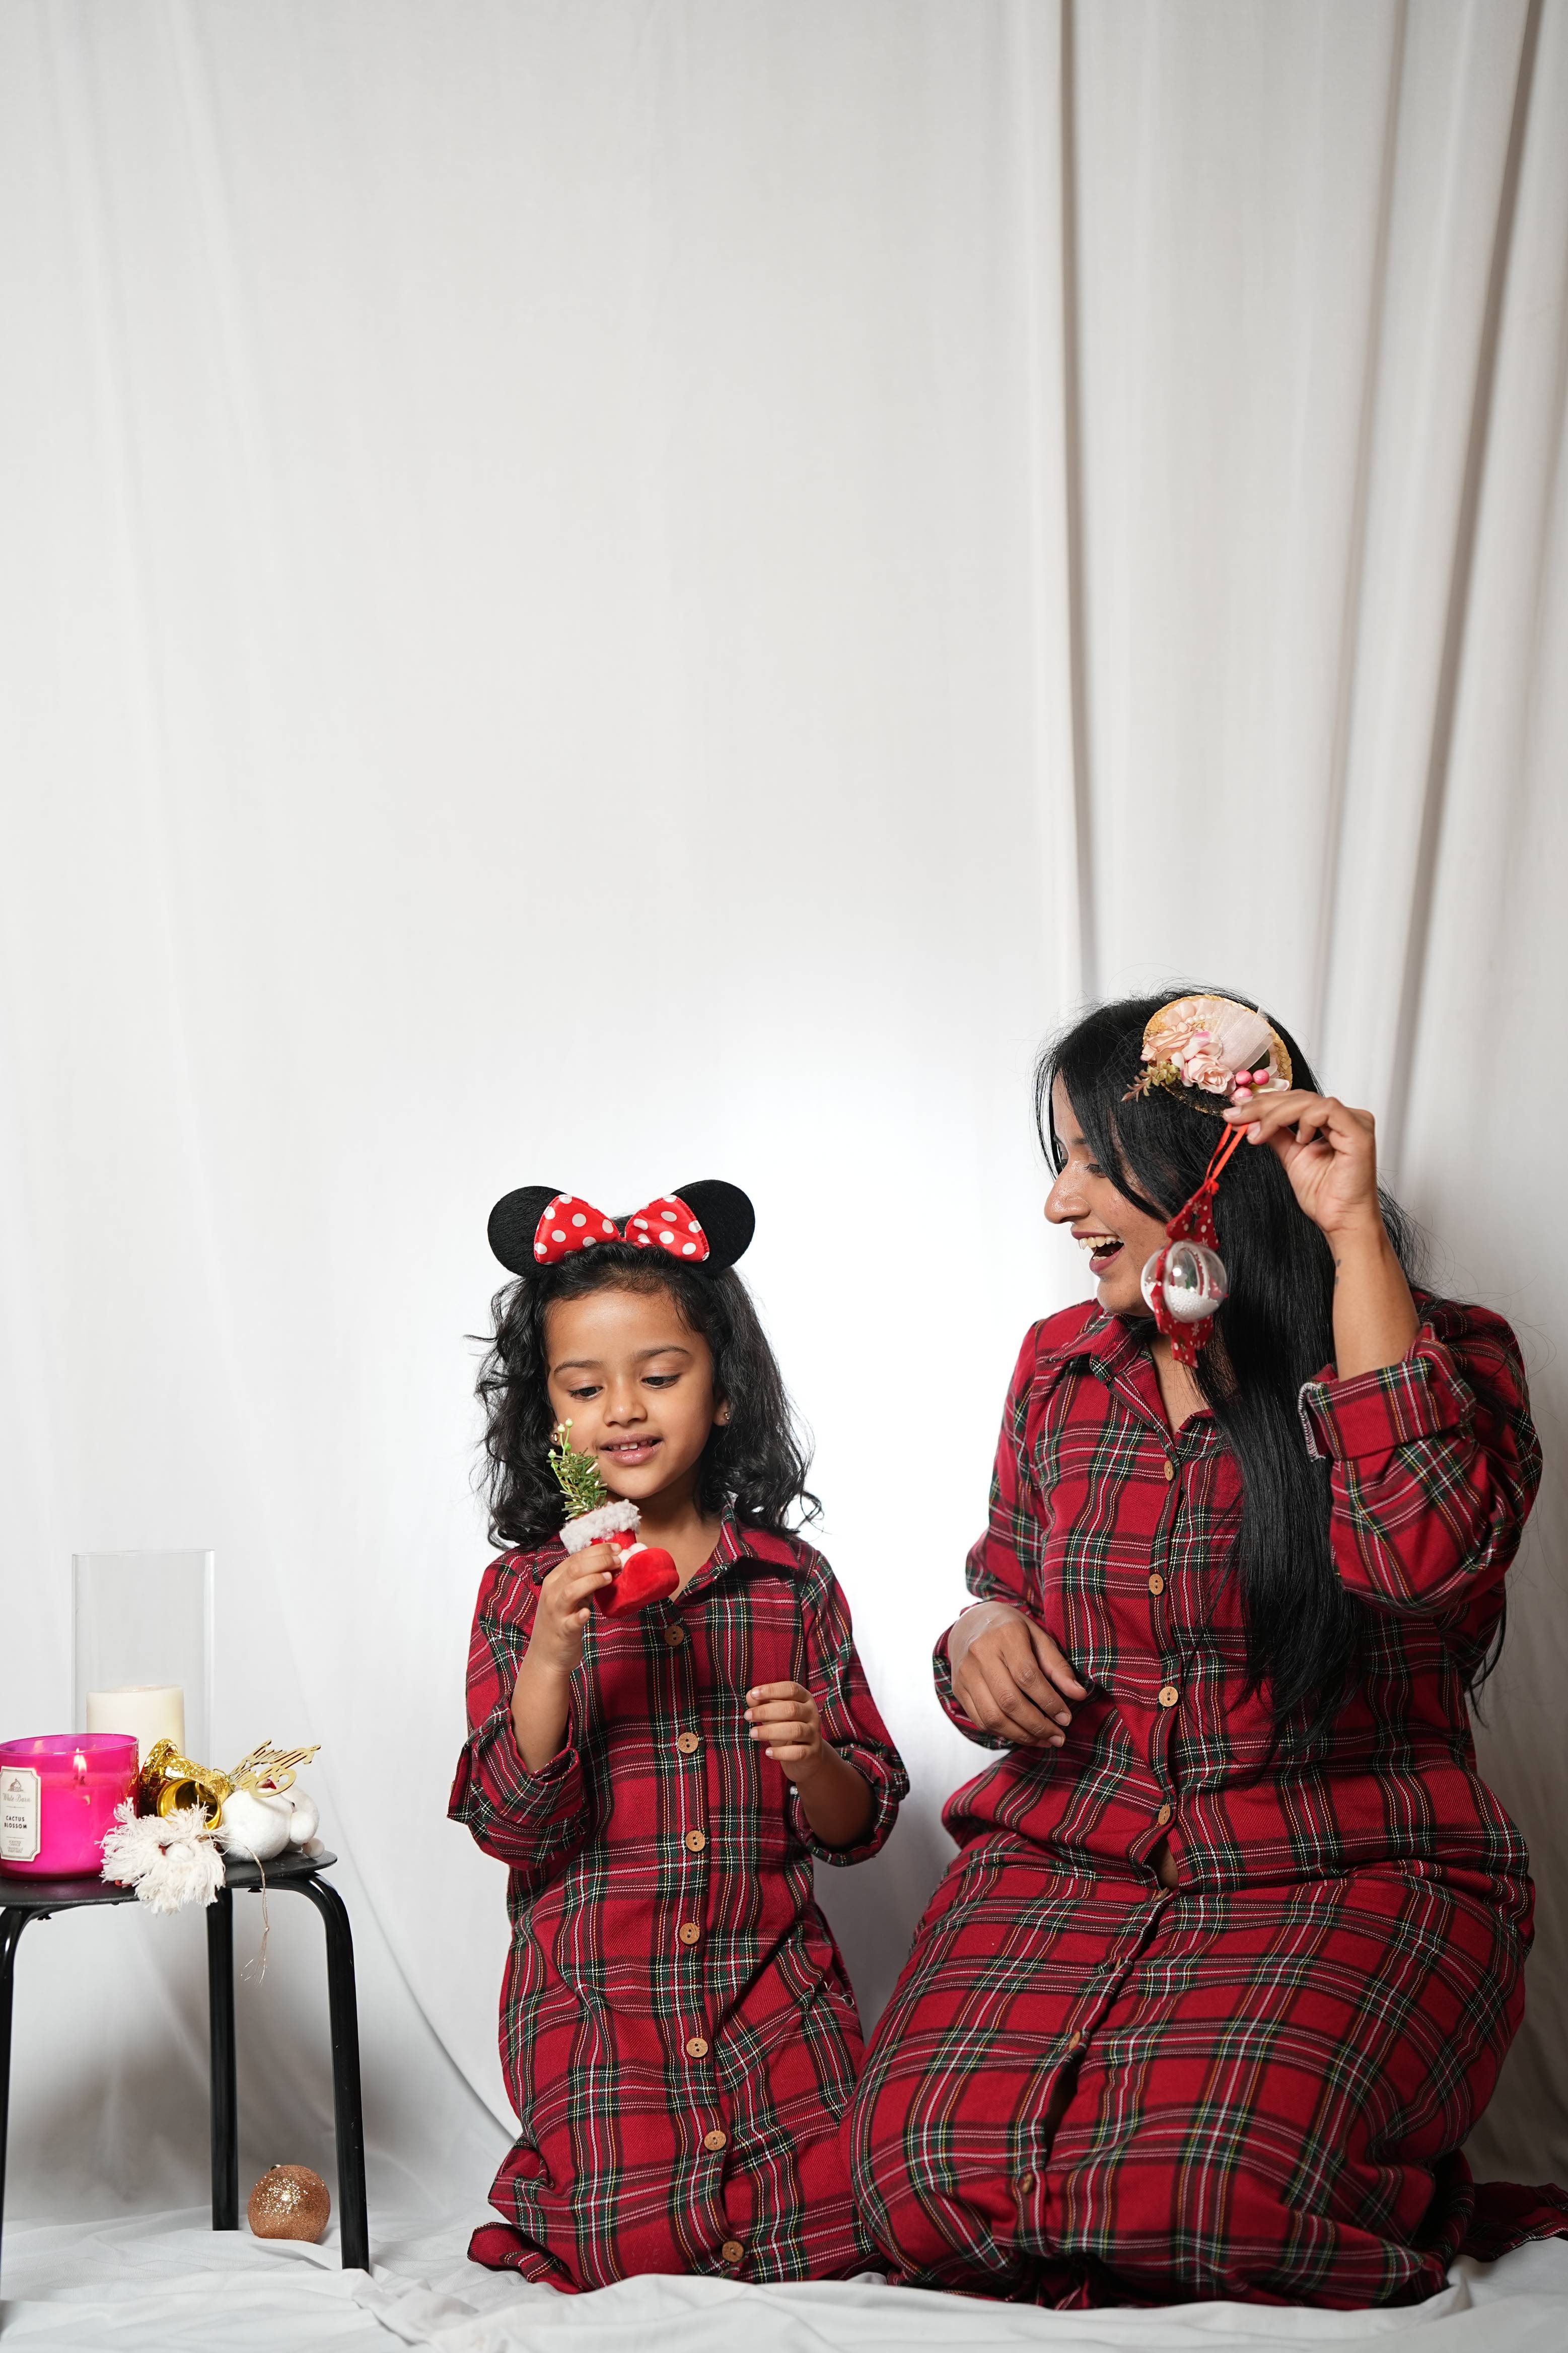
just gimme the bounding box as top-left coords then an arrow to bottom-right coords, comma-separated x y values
543,1281 -> 729,1508
1044,1074 -> 1171,1318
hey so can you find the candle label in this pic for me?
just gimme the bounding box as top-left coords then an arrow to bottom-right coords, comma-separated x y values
0,1766 -> 41,1863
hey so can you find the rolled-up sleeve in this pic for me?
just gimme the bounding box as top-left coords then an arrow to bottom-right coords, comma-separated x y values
792,1559 -> 908,1865
934,1326 -> 1051,1746
1297,1301 -> 1541,1615
448,1555 -> 592,1887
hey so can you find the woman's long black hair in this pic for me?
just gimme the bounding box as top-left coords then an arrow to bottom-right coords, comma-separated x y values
1040,988 -> 1433,1742
476,1242 -> 818,1550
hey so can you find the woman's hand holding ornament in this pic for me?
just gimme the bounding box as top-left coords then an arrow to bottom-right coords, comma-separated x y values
511,1544 -> 617,1769
1224,1089 -> 1384,1237
1225,1089 -> 1419,1377
949,1601 -> 1088,1747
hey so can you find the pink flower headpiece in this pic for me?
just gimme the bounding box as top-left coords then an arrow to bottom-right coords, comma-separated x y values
1124,994 -> 1293,1114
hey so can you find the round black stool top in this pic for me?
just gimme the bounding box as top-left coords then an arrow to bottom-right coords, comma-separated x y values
0,1847 -> 339,1911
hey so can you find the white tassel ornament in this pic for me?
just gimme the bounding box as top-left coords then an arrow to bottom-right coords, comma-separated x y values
101,1800 -> 226,1914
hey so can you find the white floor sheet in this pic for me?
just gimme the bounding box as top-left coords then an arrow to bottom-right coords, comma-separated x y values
5,2210 -> 1568,2353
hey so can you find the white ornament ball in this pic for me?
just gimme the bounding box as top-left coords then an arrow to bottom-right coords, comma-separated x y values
285,1790 -> 319,1846
1141,1241 -> 1228,1324
219,1785 -> 295,1862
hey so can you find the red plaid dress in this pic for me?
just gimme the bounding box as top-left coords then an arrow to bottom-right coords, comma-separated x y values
449,1517 -> 906,2291
850,1295 -> 1566,2307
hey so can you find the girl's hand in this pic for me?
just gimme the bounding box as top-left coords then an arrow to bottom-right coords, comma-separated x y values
525,1544 -> 618,1677
948,1600 -> 1087,1746
1224,1090 -> 1382,1240
746,1683 -> 875,1849
744,1682 -> 825,1781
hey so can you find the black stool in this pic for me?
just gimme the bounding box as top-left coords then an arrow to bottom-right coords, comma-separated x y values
0,1846 -> 369,2315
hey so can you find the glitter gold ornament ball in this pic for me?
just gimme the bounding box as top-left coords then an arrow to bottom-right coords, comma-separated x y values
247,2163 -> 331,2243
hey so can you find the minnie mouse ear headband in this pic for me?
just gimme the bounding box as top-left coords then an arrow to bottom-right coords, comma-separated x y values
1124,993 -> 1292,1112
1121,995 -> 1293,1368
487,1181 -> 756,1277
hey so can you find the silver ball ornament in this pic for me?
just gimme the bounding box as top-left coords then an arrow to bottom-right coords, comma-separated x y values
1141,1241 -> 1229,1323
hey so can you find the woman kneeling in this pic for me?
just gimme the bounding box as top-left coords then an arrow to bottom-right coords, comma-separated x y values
850,990 -> 1565,2307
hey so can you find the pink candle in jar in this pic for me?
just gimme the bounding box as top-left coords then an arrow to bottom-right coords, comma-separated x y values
0,1734 -> 138,1878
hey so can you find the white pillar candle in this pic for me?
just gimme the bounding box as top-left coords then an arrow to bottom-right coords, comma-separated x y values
85,1684 -> 185,1764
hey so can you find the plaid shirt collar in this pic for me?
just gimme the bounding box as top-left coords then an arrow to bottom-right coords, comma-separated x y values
1038,1303 -> 1218,1439
524,1511 -> 803,1588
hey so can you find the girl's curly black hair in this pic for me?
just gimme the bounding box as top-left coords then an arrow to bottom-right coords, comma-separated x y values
476,1241 -> 819,1551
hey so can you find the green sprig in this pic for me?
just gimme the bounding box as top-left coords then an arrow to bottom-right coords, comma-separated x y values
548,1419 -> 608,1519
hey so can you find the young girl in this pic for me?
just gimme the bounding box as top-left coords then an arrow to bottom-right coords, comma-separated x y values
449,1178 -> 907,2293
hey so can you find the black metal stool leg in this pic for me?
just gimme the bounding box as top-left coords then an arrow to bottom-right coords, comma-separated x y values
206,1885 -> 238,2230
297,1877 -> 369,2269
0,1909 -> 31,2328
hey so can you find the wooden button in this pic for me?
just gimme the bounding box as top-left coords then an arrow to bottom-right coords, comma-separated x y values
676,1732 -> 700,1755
684,2034 -> 709,2058
1148,1573 -> 1165,1596
703,2128 -> 728,2152
678,1921 -> 701,1945
684,1829 -> 707,1852
1016,2171 -> 1035,2194
721,2239 -> 745,2265
1156,1802 -> 1173,1826
1067,2030 -> 1083,2050
1163,1458 -> 1175,1482
663,1625 -> 686,1648
1158,1684 -> 1179,1709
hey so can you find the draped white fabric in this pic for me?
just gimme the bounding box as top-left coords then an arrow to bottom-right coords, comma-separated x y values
2,2 -> 1565,2340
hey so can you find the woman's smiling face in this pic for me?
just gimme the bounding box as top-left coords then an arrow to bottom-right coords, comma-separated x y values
1044,1074 -> 1172,1317
543,1282 -> 729,1505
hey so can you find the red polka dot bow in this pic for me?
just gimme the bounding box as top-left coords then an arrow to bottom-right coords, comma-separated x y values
532,1192 -> 710,1267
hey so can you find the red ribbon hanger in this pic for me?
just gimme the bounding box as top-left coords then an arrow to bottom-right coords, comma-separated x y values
1145,1123 -> 1247,1367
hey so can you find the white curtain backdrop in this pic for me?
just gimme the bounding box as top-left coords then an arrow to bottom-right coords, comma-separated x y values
2,0 -> 1565,2318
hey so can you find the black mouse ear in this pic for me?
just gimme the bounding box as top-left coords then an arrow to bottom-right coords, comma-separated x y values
487,1186 -> 562,1275
676,1181 -> 755,1271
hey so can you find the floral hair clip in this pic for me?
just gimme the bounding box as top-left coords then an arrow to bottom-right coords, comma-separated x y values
1124,994 -> 1292,1113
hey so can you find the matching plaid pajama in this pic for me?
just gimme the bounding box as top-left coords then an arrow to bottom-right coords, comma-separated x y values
449,1519 -> 906,2291
849,1295 -> 1565,2307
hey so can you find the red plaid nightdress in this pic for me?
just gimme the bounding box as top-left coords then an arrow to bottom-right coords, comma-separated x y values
450,1518 -> 906,2291
850,1295 -> 1566,2307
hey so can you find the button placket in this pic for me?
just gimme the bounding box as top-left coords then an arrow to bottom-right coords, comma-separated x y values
671,1706 -> 709,2058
